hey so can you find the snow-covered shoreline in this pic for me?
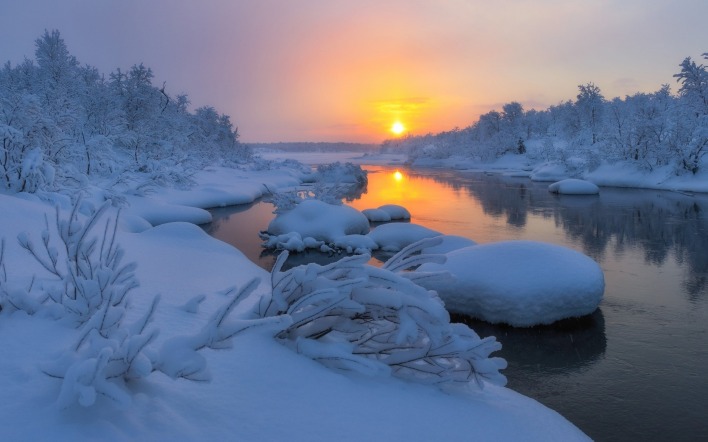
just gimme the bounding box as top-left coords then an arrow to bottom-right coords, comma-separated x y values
0,163 -> 591,441
256,149 -> 708,194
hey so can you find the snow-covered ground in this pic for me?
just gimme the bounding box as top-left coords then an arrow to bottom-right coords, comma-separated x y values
0,165 -> 590,441
409,152 -> 708,194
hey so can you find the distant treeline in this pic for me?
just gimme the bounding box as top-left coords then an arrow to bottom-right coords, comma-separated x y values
251,142 -> 380,153
385,53 -> 707,175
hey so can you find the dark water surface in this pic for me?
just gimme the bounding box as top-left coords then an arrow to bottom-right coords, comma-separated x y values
202,165 -> 708,441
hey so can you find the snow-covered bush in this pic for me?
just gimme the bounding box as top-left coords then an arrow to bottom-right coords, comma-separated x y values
3,200 -> 290,408
257,238 -> 507,388
42,278 -> 290,408
14,200 -> 136,328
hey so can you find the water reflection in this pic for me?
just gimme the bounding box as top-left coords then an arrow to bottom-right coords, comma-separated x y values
201,201 -> 279,271
452,309 -> 606,376
406,169 -> 708,302
203,166 -> 708,441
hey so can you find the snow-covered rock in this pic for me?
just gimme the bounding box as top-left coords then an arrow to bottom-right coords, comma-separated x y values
368,223 -> 441,252
264,199 -> 371,252
378,204 -> 411,220
362,208 -> 391,222
418,241 -> 605,327
362,204 -> 411,222
548,179 -> 600,195
421,235 -> 477,254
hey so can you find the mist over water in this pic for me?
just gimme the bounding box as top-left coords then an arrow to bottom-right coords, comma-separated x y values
204,165 -> 708,441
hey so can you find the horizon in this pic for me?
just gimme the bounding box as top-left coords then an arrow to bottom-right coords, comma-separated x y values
1,0 -> 706,143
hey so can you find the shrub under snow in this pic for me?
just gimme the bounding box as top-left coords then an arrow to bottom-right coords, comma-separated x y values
256,237 -> 507,388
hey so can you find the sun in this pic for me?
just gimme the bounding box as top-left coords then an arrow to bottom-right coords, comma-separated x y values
391,121 -> 406,135
393,170 -> 404,182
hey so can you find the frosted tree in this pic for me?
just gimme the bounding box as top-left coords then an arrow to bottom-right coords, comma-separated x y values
575,83 -> 605,146
673,53 -> 708,173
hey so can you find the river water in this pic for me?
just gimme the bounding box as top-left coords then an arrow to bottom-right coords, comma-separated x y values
202,165 -> 708,441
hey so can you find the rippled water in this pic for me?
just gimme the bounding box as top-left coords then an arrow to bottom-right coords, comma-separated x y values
202,165 -> 708,441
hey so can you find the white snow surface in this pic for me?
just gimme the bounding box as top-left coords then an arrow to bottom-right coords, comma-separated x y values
362,208 -> 392,222
0,168 -> 589,441
264,202 -> 435,254
368,222 -> 442,252
362,204 -> 411,222
421,235 -> 478,254
418,241 -> 605,327
267,199 -> 370,243
548,179 -> 600,195
408,153 -> 708,194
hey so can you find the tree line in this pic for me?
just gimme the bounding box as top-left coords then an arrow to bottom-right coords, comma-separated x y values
1,30 -> 251,193
385,53 -> 707,175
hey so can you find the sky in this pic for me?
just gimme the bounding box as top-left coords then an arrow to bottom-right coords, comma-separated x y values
1,0 -> 706,143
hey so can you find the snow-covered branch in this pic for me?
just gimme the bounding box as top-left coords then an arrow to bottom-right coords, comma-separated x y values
258,240 -> 507,388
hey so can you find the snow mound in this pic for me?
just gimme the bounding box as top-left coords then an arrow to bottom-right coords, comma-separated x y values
530,163 -> 570,182
368,223 -> 441,252
378,204 -> 411,219
548,179 -> 599,195
124,195 -> 212,226
418,241 -> 604,327
421,235 -> 477,254
362,208 -> 392,222
362,204 -> 411,222
263,199 -> 371,252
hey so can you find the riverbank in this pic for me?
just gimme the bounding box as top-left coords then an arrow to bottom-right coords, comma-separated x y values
255,148 -> 708,194
0,161 -> 589,441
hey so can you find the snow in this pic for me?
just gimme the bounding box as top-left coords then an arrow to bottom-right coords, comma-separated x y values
548,179 -> 600,195
267,199 -> 370,244
362,204 -> 411,222
368,222 -> 442,252
418,241 -> 605,327
530,162 -> 572,182
362,208 -> 392,222
421,235 -> 477,254
0,190 -> 590,441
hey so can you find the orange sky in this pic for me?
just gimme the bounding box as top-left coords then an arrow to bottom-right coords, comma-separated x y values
2,0 -> 707,143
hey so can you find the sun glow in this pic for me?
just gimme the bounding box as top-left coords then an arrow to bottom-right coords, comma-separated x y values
391,121 -> 406,135
393,170 -> 404,182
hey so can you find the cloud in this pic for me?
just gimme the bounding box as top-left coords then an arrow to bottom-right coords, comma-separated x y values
373,97 -> 431,116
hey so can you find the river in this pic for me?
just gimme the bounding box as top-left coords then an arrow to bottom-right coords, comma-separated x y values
202,165 -> 708,441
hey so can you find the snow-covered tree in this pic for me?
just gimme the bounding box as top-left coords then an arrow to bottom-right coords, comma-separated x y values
0,30 -> 248,194
673,53 -> 708,173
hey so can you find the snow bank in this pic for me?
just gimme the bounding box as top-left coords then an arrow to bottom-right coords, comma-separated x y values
0,192 -> 590,441
421,235 -> 477,254
548,179 -> 600,195
418,241 -> 604,326
123,195 -> 212,226
530,163 -> 571,182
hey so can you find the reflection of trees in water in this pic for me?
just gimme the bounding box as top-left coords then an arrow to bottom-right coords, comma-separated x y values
555,191 -> 708,301
415,170 -> 708,301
